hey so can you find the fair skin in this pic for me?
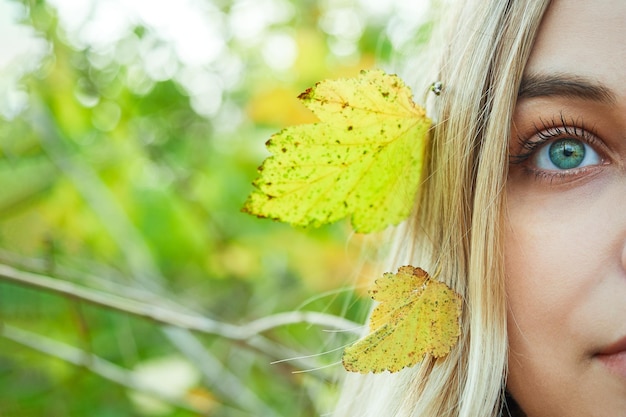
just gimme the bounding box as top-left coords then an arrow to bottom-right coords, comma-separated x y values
505,0 -> 626,416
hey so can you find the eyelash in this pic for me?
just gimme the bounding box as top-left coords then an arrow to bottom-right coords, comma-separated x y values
510,113 -> 603,178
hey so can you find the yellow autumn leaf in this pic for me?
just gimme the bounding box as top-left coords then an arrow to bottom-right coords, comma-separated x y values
243,69 -> 430,233
343,266 -> 462,373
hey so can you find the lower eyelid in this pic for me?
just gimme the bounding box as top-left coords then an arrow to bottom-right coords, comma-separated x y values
521,163 -> 605,186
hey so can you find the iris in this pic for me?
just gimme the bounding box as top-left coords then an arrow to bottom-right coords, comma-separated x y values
548,138 -> 585,169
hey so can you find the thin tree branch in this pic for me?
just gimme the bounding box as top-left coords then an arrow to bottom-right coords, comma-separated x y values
0,263 -> 362,340
163,326 -> 281,417
0,323 -> 207,414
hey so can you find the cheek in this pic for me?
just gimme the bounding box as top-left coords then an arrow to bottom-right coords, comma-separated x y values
503,194 -> 591,414
504,191 -> 596,345
505,178 -> 617,321
505,185 -> 606,310
503,178 -> 626,415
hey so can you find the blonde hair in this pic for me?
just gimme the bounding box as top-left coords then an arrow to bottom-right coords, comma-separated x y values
334,1 -> 550,416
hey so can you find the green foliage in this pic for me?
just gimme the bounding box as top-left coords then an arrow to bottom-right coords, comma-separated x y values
0,0 -> 433,415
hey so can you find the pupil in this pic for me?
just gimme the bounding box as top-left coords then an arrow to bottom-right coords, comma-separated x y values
548,138 -> 585,169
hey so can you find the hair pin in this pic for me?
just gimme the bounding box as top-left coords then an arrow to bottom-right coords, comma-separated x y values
430,81 -> 443,96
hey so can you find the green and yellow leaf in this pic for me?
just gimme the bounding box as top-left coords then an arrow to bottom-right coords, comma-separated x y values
243,69 -> 431,233
343,266 -> 462,373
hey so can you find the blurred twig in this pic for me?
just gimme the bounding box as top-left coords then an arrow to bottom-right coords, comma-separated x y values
0,323 -> 208,414
0,263 -> 361,339
0,261 -> 355,415
163,326 -> 278,417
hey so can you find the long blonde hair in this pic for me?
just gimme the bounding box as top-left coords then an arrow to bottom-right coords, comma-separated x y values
334,1 -> 550,416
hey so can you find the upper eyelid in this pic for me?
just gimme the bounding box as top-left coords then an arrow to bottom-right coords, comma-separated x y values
534,113 -> 596,138
510,116 -> 601,165
514,113 -> 597,147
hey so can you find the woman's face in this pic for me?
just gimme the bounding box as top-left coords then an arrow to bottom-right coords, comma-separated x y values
505,0 -> 626,415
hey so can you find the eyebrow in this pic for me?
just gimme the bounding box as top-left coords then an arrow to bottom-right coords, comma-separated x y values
518,73 -> 616,104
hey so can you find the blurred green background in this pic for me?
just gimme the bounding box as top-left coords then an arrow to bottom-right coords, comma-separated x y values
0,0 -> 433,415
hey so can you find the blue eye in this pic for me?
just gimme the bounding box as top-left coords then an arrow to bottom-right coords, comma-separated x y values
533,138 -> 601,170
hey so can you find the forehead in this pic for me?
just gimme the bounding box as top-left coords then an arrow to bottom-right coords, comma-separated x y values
525,0 -> 626,95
